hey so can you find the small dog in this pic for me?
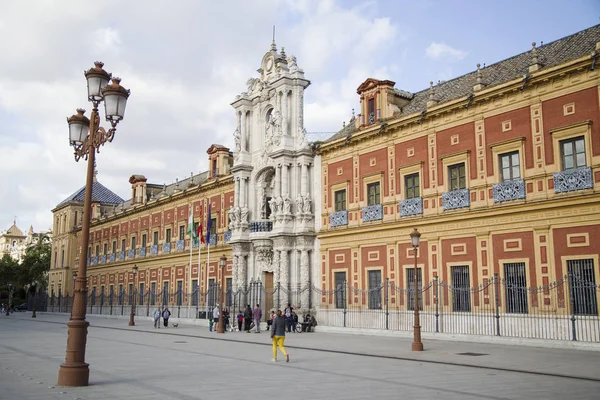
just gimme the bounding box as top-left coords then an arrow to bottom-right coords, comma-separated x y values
172,323 -> 179,328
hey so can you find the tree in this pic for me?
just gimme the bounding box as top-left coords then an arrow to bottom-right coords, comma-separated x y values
0,254 -> 19,289
20,237 -> 51,293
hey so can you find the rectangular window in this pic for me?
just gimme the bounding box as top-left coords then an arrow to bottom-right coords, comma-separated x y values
367,182 -> 380,206
103,243 -> 108,255
335,271 -> 346,309
177,281 -> 183,306
121,239 -> 126,251
561,136 -> 586,170
166,229 -> 171,243
74,211 -> 78,228
95,245 -> 99,256
179,225 -> 185,241
334,190 -> 346,212
163,281 -> 169,306
150,282 -> 156,305
131,237 -> 136,250
100,285 -> 105,301
128,283 -> 133,304
210,219 -> 217,234
451,266 -> 471,312
226,278 -> 232,307
568,259 -> 598,316
407,268 -> 423,311
448,163 -> 466,190
192,279 -> 199,306
499,151 -> 520,181
54,251 -> 57,268
142,234 -> 147,248
368,270 -> 382,309
405,173 -> 420,199
88,247 -> 91,258
504,262 -> 528,314
153,231 -> 159,246
61,250 -> 64,268
117,284 -> 122,305
208,279 -> 216,308
91,287 -> 96,306
112,241 -> 116,254
368,98 -> 375,123
139,282 -> 145,305
193,222 -> 199,237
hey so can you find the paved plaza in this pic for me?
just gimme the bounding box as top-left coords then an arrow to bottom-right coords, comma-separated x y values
1,312 -> 599,399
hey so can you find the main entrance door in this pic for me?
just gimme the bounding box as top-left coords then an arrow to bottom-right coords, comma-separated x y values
264,272 -> 273,319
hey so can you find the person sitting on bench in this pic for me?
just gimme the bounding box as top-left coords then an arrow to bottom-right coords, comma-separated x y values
301,313 -> 314,332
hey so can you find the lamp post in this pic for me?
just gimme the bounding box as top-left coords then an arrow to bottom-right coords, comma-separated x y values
69,272 -> 77,320
6,283 -> 12,316
57,62 -> 130,387
128,266 -> 138,326
31,281 -> 39,318
217,255 -> 227,334
410,228 -> 423,351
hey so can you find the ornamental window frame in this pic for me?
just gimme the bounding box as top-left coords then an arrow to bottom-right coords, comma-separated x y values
362,172 -> 383,206
490,137 -> 525,183
330,181 -> 349,212
550,120 -> 592,172
441,151 -> 470,192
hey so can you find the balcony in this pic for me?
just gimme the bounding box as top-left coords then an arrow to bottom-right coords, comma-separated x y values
99,255 -> 106,264
176,239 -> 185,251
162,243 -> 171,254
150,245 -> 159,255
91,256 -> 98,265
250,221 -> 273,233
109,253 -> 115,263
330,210 -> 348,227
554,167 -> 593,194
138,247 -> 146,257
493,179 -> 525,203
399,197 -> 423,217
224,231 -> 232,243
192,239 -> 199,249
208,233 -> 217,246
118,251 -> 125,261
128,249 -> 135,259
442,188 -> 470,211
362,204 -> 383,222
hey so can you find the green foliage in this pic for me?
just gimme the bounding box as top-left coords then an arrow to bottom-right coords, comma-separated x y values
0,254 -> 19,289
20,235 -> 51,293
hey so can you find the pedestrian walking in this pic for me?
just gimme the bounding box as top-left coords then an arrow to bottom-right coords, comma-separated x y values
213,305 -> 220,332
237,310 -> 244,332
271,309 -> 289,363
266,310 -> 275,331
253,303 -> 262,333
153,308 -> 161,328
162,307 -> 171,328
243,304 -> 252,333
284,303 -> 293,332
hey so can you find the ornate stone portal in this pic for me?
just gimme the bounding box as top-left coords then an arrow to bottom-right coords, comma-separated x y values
229,40 -> 319,311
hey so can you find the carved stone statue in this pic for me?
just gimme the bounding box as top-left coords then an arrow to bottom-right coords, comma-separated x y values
233,128 -> 241,152
296,195 -> 303,215
287,55 -> 298,72
303,195 -> 311,214
283,197 -> 291,214
234,206 -> 241,225
228,206 -> 237,228
240,206 -> 249,224
276,196 -> 283,215
268,197 -> 277,217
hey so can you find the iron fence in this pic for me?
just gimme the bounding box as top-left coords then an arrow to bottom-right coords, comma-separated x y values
39,273 -> 599,342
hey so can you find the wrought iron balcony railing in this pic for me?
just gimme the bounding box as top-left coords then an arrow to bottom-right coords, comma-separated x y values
176,239 -> 185,251
442,188 -> 470,211
150,245 -> 158,255
554,167 -> 593,193
493,179 -> 526,203
224,231 -> 232,242
99,255 -> 106,264
91,256 -> 98,265
138,247 -> 146,257
118,251 -> 125,261
250,221 -> 273,233
399,197 -> 423,216
362,204 -> 383,222
109,253 -> 115,263
162,242 -> 171,253
208,233 -> 217,246
128,249 -> 135,259
330,210 -> 348,227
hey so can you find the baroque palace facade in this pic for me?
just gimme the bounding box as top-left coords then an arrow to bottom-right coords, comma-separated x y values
49,25 -> 600,341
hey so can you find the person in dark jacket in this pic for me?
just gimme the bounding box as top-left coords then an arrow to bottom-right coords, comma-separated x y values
243,304 -> 253,333
270,309 -> 289,362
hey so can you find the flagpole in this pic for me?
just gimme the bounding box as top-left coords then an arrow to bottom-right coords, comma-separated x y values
188,213 -> 193,311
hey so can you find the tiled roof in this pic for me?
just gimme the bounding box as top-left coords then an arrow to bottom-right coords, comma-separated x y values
4,223 -> 25,237
56,181 -> 124,208
326,24 -> 600,142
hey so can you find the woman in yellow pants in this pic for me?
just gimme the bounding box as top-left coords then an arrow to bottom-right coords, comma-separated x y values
271,309 -> 289,362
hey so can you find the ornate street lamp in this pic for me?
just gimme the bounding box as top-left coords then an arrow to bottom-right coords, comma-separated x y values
217,255 -> 227,334
69,272 -> 77,320
58,62 -> 130,387
128,266 -> 138,326
410,228 -> 423,351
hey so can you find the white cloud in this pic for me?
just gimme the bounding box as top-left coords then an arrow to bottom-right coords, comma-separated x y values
425,42 -> 467,61
94,27 -> 122,53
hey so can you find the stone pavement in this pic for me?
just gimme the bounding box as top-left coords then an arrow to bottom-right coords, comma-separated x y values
1,312 -> 599,400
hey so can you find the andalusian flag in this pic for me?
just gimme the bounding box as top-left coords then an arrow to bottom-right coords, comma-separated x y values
188,207 -> 198,244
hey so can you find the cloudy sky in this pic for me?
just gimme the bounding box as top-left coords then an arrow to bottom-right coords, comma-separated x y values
1,0 -> 598,234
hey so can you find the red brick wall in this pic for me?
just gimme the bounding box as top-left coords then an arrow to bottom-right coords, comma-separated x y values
485,106 -> 534,173
395,136 -> 429,189
327,158 -> 353,208
358,148 -> 388,199
436,122 -> 477,184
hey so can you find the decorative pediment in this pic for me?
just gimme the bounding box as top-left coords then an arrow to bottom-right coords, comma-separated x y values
357,78 -> 396,94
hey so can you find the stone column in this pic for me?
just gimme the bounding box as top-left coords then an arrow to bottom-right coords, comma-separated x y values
282,89 -> 289,136
273,250 -> 281,309
275,164 -> 281,198
301,163 -> 308,196
282,164 -> 289,198
297,87 -> 304,134
240,177 -> 246,208
240,111 -> 246,152
234,178 -> 240,208
280,249 -> 289,307
300,250 -> 310,310
232,255 -> 239,291
239,255 -> 248,305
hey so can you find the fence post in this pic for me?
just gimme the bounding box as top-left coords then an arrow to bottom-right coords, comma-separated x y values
343,280 -> 347,328
121,292 -> 124,316
567,274 -> 577,341
434,276 -> 439,333
177,289 -> 181,318
195,290 -> 199,319
276,282 -> 281,310
385,278 -> 389,330
494,273 -> 501,336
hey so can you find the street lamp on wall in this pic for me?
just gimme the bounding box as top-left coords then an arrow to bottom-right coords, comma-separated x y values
410,228 -> 423,351
129,266 -> 138,326
217,255 -> 227,334
58,62 -> 130,388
